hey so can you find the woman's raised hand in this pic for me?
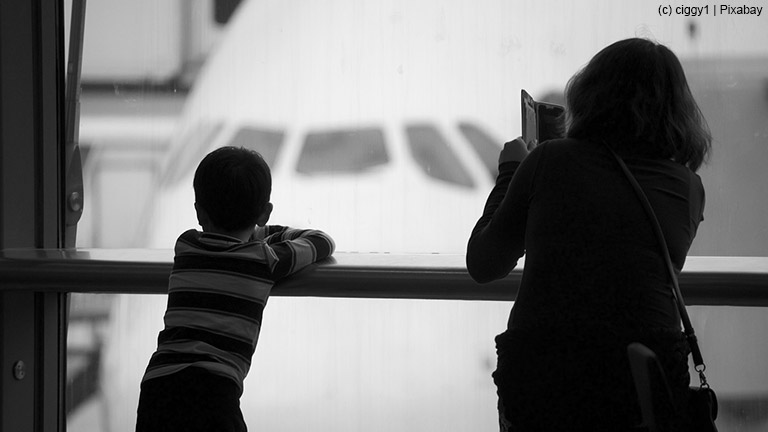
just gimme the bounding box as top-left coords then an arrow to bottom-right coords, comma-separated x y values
499,137 -> 530,164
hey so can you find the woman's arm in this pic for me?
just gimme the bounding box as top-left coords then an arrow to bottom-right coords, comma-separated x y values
466,138 -> 540,283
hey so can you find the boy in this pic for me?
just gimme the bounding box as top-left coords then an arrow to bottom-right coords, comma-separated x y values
136,146 -> 335,432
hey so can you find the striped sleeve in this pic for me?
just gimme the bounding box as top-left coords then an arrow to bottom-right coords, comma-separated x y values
263,226 -> 335,280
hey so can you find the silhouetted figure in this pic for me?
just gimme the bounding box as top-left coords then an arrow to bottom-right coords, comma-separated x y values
136,146 -> 335,432
467,38 -> 712,431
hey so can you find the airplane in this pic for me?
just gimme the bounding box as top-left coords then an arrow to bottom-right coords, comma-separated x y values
90,1 -> 768,431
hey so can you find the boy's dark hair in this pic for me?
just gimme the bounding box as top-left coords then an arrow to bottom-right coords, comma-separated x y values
193,146 -> 272,231
565,38 -> 712,171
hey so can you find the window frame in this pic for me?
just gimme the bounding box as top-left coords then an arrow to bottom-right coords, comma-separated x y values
0,0 -> 68,431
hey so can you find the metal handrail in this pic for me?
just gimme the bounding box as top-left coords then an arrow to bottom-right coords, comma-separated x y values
1,249 -> 768,306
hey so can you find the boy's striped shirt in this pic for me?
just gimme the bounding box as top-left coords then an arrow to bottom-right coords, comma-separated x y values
142,226 -> 334,392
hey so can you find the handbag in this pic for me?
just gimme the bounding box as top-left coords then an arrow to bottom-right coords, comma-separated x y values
605,144 -> 719,432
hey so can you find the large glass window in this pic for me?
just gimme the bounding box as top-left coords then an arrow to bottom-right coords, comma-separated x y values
64,0 -> 768,431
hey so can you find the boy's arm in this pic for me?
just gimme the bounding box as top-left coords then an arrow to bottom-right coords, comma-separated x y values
260,225 -> 335,280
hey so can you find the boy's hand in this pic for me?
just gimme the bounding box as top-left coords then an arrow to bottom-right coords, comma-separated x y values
251,226 -> 267,241
499,137 -> 530,164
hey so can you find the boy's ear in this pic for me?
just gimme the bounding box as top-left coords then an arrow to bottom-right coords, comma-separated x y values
194,202 -> 211,229
255,202 -> 273,227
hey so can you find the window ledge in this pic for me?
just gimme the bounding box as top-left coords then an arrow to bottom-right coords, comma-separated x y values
1,249 -> 768,306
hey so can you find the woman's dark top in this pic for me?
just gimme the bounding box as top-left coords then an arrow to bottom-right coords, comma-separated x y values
467,138 -> 705,431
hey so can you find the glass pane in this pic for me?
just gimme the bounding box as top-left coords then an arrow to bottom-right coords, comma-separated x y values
66,293 -> 114,431
66,294 -> 768,432
687,306 -> 768,431
79,294 -> 514,430
70,0 -> 768,256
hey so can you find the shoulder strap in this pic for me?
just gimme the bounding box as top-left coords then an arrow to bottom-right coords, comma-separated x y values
603,144 -> 710,387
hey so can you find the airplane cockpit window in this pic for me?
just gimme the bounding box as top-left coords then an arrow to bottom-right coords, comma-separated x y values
406,124 -> 475,188
160,121 -> 223,187
457,122 -> 501,180
227,126 -> 284,168
296,128 -> 389,175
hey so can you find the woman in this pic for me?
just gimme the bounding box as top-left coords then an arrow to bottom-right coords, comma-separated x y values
466,38 -> 712,431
